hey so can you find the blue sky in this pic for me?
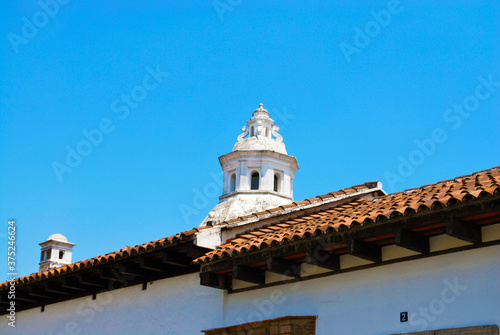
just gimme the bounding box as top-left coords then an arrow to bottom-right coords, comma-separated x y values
0,0 -> 498,278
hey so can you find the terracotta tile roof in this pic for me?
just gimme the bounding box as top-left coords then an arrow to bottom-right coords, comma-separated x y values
0,227 -> 207,290
194,167 -> 500,264
212,182 -> 384,228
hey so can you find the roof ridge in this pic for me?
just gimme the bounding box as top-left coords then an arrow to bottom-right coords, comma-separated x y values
215,181 -> 383,227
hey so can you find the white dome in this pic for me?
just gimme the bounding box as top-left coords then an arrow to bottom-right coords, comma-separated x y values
47,233 -> 68,242
233,136 -> 287,155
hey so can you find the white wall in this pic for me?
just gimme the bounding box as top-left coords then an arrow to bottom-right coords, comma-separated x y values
223,244 -> 500,335
6,244 -> 499,334
6,273 -> 223,335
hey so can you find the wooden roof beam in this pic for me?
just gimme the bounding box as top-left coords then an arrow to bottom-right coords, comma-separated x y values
28,286 -> 52,299
233,265 -> 265,285
140,257 -> 170,272
99,267 -> 122,281
395,228 -> 430,254
446,217 -> 481,244
304,248 -> 340,271
61,277 -> 88,291
118,263 -> 146,278
162,251 -> 192,268
348,239 -> 381,263
14,294 -> 38,303
266,257 -> 301,278
44,282 -> 72,296
200,272 -> 231,290
79,273 -> 106,287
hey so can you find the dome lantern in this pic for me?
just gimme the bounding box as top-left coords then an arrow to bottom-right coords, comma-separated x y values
200,103 -> 299,226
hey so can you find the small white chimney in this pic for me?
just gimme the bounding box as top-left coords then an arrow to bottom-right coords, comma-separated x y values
39,234 -> 75,272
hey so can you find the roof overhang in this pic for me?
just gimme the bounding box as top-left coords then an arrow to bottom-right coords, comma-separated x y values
0,230 -> 211,315
197,191 -> 500,292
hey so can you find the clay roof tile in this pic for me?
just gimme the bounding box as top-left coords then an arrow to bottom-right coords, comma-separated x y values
195,167 -> 499,264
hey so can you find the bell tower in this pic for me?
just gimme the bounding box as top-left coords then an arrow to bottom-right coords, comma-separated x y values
200,104 -> 299,226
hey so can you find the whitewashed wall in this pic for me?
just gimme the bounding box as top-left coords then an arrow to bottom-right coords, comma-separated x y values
223,244 -> 500,335
4,244 -> 499,334
5,273 -> 223,335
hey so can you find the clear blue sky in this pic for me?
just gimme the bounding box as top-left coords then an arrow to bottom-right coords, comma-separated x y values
0,0 -> 498,278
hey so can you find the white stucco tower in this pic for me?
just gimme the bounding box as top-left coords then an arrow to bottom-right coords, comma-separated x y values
39,234 -> 75,272
200,104 -> 299,226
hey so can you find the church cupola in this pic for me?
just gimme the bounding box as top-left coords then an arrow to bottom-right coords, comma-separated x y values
200,104 -> 299,226
39,234 -> 75,272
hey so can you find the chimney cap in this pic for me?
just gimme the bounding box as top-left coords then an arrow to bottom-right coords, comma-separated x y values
47,233 -> 68,242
